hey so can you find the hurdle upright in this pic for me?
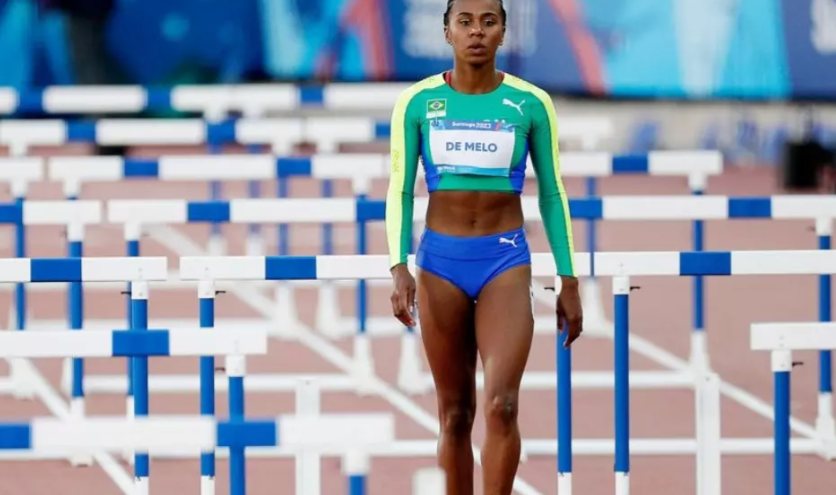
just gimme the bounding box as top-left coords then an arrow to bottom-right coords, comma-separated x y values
750,322 -> 836,495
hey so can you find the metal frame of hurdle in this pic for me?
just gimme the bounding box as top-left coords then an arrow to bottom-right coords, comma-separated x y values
7,188 -> 836,445
0,148 -> 724,371
750,321 -> 836,495
177,248 -> 836,495
5,174 -> 836,458
0,255 -> 457,495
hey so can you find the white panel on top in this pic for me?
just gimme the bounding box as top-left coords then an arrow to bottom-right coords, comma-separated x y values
167,329 -> 269,356
81,257 -> 169,282
107,199 -> 188,224
157,155 -> 275,181
23,200 -> 102,226
731,250 -> 836,275
556,152 -> 613,177
558,116 -> 615,141
96,119 -> 206,145
648,150 -> 723,176
321,83 -> 409,110
602,195 -> 729,220
42,86 -> 147,114
770,195 -> 836,219
311,154 -> 388,179
0,157 -> 45,181
315,255 -> 393,280
750,322 -> 836,351
235,118 -> 305,146
0,259 -> 32,283
304,117 -> 376,142
0,88 -> 19,114
595,251 -> 681,276
0,121 -> 68,146
179,256 -> 265,281
0,331 -> 112,358
278,413 -> 394,447
229,198 -> 358,223
31,416 -> 216,452
48,156 -> 124,183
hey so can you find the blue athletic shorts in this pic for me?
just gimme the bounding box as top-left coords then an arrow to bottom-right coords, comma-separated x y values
415,226 -> 531,300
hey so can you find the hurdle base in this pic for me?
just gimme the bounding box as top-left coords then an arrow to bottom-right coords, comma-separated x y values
201,475 -> 214,495
815,392 -> 836,460
69,398 -> 94,467
397,331 -> 431,396
418,370 -> 700,391
689,331 -> 712,373
81,373 -> 362,395
79,369 -> 702,396
117,436 -> 823,460
8,358 -> 36,400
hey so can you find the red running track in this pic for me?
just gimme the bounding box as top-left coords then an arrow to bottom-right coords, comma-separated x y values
0,143 -> 833,494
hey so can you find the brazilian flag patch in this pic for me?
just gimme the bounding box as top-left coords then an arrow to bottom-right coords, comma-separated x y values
426,98 -> 447,118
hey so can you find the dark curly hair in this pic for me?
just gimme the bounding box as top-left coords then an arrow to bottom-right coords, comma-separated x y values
443,0 -> 507,27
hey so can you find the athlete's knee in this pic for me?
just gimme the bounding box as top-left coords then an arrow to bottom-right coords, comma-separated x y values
485,392 -> 519,430
439,400 -> 476,437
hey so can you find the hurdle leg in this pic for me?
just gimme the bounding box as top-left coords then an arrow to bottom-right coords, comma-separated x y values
689,175 -> 711,373
273,174 -> 302,337
343,450 -> 368,495
296,379 -> 321,495
131,281 -> 151,494
695,371 -> 721,495
68,223 -> 93,467
207,135 -> 226,256
815,218 -> 836,458
613,276 -> 630,495
557,317 -> 573,494
228,351 -> 247,495
353,209 -> 375,396
199,280 -> 216,495
773,349 -> 792,495
10,191 -> 35,400
246,169 -> 265,256
578,177 -> 611,338
123,224 -> 141,465
315,179 -> 345,339
412,467 -> 445,495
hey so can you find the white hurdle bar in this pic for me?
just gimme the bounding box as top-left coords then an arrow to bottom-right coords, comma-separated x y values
178,249 -> 836,495
750,322 -> 836,495
0,413 -> 396,495
0,256 -> 401,495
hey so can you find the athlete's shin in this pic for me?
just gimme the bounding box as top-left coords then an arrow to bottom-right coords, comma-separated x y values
437,403 -> 476,494
481,393 -> 521,495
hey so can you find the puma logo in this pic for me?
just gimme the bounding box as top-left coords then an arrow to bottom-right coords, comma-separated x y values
502,98 -> 525,116
499,234 -> 518,248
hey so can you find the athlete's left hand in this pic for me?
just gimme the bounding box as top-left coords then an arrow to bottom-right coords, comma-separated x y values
557,276 -> 583,348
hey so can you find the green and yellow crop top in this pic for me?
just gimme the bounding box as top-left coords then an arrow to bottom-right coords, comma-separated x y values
385,71 -> 577,277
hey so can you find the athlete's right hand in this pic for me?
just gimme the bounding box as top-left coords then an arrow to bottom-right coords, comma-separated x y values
390,264 -> 417,328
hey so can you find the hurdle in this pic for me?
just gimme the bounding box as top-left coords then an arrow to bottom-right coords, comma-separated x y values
750,322 -> 836,495
0,199 -> 103,402
0,254 -> 402,495
176,249 -> 836,494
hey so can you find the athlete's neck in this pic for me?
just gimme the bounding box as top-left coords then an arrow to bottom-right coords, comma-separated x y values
447,64 -> 503,94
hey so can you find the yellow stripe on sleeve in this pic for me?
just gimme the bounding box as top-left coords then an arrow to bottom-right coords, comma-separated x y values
385,74 -> 444,268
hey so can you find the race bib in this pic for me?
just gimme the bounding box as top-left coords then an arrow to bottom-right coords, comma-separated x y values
428,120 -> 516,176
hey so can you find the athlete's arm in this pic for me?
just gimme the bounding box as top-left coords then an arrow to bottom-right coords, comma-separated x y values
528,92 -> 577,277
385,90 -> 421,269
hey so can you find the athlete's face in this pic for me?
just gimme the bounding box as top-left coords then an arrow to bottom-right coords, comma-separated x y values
445,0 -> 505,66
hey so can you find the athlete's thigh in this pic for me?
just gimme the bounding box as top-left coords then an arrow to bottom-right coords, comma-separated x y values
474,264 -> 534,392
417,268 -> 478,405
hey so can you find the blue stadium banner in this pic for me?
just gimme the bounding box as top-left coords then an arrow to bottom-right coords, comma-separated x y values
0,0 -> 835,100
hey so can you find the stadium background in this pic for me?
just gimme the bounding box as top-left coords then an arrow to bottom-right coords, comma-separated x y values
1,0 -> 835,165
2,1 -> 836,494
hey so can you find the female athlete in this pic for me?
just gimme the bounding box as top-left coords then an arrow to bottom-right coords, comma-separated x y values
385,0 -> 583,493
